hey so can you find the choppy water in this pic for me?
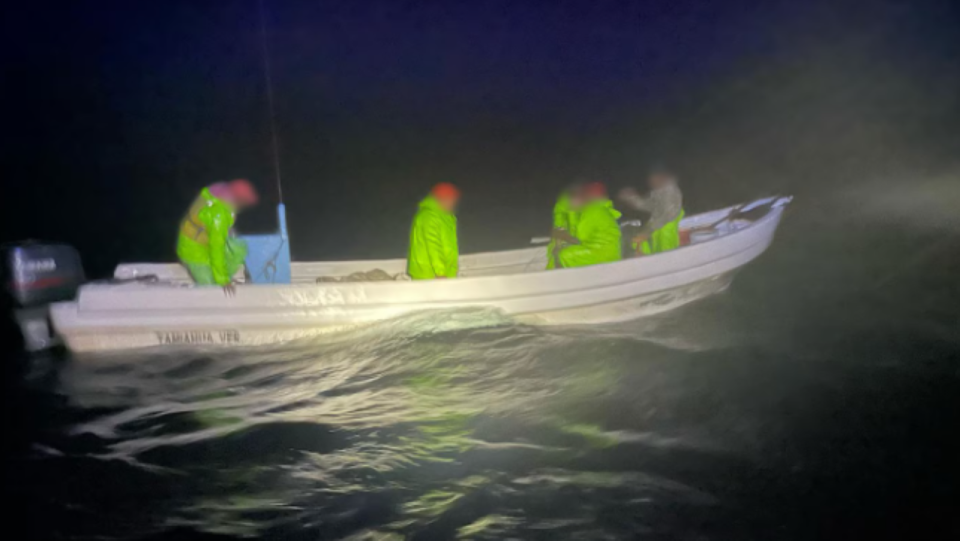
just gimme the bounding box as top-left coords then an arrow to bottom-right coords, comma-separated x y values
5,181 -> 960,540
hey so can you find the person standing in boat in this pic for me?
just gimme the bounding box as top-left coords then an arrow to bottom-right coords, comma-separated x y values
408,183 -> 461,280
557,182 -> 622,268
177,179 -> 259,291
546,183 -> 585,270
618,168 -> 684,255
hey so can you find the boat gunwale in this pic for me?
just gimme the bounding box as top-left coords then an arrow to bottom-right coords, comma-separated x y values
64,197 -> 789,318
90,203 -> 780,288
56,235 -> 771,329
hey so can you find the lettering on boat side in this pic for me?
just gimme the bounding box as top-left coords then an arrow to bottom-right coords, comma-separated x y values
155,330 -> 241,345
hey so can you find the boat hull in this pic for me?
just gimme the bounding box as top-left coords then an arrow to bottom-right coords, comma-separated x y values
50,198 -> 789,352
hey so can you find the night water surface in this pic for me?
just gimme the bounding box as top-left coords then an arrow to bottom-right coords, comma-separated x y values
5,177 -> 960,540
4,1 -> 960,539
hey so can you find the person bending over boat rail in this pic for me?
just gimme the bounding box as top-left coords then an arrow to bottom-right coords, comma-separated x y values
557,182 -> 622,269
546,183 -> 585,270
408,183 -> 461,280
618,169 -> 684,256
176,179 -> 259,294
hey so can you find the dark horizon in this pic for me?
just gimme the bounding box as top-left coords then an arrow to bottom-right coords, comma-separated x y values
3,0 -> 958,276
7,3 -> 960,540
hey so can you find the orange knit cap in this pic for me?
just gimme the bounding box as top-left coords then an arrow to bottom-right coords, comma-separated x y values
583,181 -> 607,198
229,179 -> 259,206
431,182 -> 461,200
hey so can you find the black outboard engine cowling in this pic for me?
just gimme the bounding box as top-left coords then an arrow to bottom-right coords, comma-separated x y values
2,243 -> 84,351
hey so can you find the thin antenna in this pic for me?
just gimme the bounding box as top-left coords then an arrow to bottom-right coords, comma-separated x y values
257,0 -> 283,202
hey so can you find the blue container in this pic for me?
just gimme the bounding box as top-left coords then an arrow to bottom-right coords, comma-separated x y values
238,204 -> 291,284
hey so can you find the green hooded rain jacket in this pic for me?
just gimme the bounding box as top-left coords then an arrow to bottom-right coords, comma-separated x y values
546,192 -> 581,270
176,187 -> 247,286
408,195 -> 459,279
558,198 -> 622,268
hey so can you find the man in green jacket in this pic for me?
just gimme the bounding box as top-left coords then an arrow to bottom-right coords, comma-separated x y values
408,183 -> 460,279
177,179 -> 259,289
546,184 -> 584,270
618,169 -> 684,255
558,182 -> 622,268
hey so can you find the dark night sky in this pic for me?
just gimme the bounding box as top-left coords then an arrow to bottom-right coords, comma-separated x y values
2,0 -> 958,276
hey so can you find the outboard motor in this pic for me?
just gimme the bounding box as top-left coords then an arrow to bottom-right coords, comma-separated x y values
1,243 -> 84,352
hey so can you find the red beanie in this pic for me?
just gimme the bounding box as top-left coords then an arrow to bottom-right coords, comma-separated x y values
583,181 -> 607,198
229,179 -> 259,206
431,182 -> 461,200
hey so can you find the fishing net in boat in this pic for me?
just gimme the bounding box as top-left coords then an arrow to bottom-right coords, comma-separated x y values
315,269 -> 410,283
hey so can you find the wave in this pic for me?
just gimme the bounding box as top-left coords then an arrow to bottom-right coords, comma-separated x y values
29,302 -> 768,539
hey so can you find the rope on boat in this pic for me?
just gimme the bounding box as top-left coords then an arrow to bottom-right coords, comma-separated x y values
257,0 -> 284,203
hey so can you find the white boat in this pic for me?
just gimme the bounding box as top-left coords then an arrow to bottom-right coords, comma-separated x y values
49,196 -> 791,352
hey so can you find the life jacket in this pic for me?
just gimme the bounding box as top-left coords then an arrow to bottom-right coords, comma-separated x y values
179,188 -> 233,246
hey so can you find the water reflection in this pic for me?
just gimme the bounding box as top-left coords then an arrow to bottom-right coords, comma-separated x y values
49,307 -> 713,538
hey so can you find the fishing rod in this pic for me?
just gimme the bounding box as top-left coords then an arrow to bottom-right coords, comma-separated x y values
257,0 -> 283,203
241,0 -> 292,285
